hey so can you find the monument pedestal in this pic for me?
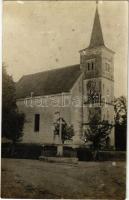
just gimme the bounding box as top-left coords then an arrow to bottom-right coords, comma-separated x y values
57,144 -> 63,156
54,135 -> 63,156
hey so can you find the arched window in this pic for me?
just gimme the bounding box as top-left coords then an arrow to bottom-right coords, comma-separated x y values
87,62 -> 90,71
91,62 -> 94,70
87,59 -> 95,71
107,64 -> 110,72
107,110 -> 109,120
105,63 -> 107,71
107,89 -> 109,95
103,84 -> 104,92
105,63 -> 110,72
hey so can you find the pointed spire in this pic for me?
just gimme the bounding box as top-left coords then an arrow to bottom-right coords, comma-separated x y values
96,0 -> 98,7
89,2 -> 104,48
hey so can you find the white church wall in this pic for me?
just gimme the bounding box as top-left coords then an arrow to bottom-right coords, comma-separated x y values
17,93 -> 72,144
70,74 -> 84,144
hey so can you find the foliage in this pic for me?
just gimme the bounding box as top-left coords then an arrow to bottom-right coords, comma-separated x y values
2,143 -> 42,159
114,96 -> 127,126
114,96 -> 127,150
84,116 -> 113,150
54,117 -> 74,143
2,65 -> 25,143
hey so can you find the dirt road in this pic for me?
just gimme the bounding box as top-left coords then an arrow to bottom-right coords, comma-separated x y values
1,158 -> 126,199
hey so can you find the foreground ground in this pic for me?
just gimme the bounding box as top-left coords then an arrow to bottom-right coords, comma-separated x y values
1,158 -> 126,199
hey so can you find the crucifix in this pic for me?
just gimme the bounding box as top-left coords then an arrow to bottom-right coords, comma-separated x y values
54,111 -> 63,143
58,117 -> 64,156
54,111 -> 63,156
59,117 -> 63,143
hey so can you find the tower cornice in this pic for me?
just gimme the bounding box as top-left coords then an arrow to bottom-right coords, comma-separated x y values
79,45 -> 115,55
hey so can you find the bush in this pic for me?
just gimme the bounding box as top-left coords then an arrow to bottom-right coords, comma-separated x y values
63,146 -> 77,157
2,143 -> 42,159
2,65 -> 25,143
76,148 -> 93,161
42,145 -> 57,157
42,145 -> 77,157
97,151 -> 126,161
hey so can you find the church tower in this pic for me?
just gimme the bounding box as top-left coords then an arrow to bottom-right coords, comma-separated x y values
80,2 -> 115,146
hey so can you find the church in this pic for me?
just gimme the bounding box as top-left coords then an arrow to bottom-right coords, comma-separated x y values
16,4 -> 115,147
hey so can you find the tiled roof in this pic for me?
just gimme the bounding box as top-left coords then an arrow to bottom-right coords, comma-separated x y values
16,64 -> 81,99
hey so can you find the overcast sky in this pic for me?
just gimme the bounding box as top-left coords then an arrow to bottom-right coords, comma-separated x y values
3,1 -> 128,97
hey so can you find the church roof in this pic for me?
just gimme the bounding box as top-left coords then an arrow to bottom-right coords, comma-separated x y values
89,7 -> 104,48
16,64 -> 81,99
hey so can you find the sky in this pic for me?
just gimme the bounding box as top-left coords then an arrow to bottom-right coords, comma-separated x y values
3,1 -> 128,97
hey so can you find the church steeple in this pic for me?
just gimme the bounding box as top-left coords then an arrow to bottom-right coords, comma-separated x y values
89,2 -> 104,48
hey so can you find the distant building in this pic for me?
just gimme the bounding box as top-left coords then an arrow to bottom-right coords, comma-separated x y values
16,5 -> 115,146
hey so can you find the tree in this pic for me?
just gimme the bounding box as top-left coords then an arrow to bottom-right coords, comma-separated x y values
54,118 -> 74,144
114,96 -> 127,150
114,96 -> 127,126
2,65 -> 25,144
84,116 -> 113,151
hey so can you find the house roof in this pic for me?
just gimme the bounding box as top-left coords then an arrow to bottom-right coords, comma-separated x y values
16,64 -> 81,99
89,7 -> 104,48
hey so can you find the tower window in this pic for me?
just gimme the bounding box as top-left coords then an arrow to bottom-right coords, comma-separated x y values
107,89 -> 109,95
103,114 -> 105,120
87,59 -> 95,71
34,114 -> 40,132
103,84 -> 104,92
107,110 -> 109,120
105,63 -> 110,72
108,65 -> 110,72
91,62 -> 94,70
87,63 -> 90,71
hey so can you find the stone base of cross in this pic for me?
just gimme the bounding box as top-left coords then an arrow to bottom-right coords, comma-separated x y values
57,144 -> 63,156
